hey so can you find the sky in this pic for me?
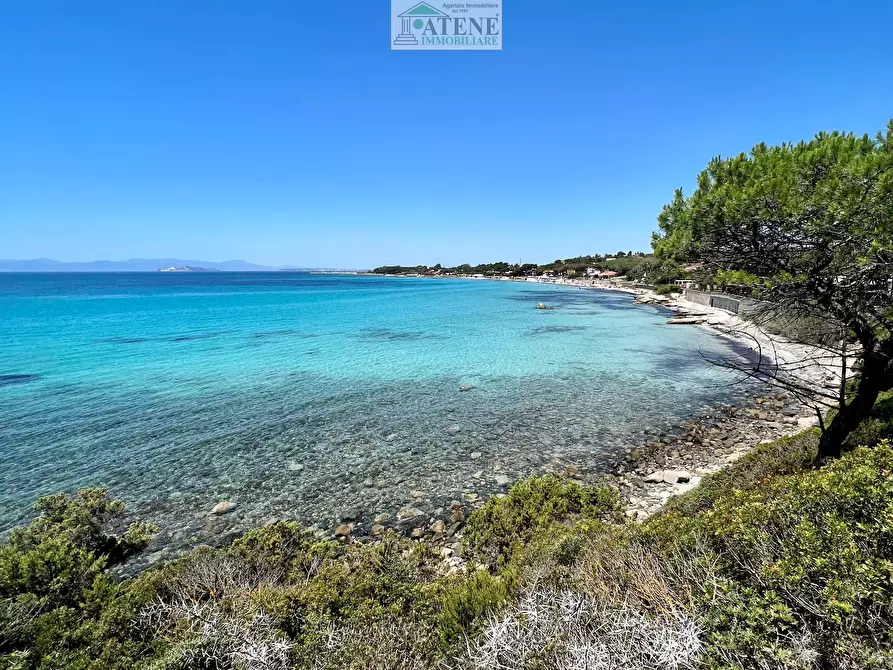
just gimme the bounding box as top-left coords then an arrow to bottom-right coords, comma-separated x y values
1,1 -> 892,269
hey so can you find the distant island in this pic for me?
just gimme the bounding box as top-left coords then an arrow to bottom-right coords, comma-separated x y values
157,266 -> 220,273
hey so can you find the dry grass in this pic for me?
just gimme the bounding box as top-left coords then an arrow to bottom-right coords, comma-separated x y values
459,587 -> 701,670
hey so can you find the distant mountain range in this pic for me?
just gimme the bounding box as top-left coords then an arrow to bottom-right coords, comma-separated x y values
0,258 -> 318,272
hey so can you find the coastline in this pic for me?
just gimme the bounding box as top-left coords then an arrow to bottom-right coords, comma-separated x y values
319,275 -> 837,572
327,386 -> 821,575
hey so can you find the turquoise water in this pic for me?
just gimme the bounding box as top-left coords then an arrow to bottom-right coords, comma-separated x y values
0,273 -> 749,551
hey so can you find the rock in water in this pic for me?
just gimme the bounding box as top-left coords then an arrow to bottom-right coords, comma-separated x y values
0,374 -> 40,386
397,507 -> 425,521
210,501 -> 237,516
339,507 -> 363,522
459,385 -> 474,392
334,524 -> 352,538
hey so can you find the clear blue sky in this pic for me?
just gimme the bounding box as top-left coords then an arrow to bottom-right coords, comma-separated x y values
1,0 -> 892,268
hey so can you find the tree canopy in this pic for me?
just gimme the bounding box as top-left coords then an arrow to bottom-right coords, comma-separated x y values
653,121 -> 893,461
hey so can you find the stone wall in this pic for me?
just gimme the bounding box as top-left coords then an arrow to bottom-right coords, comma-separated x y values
682,289 -> 758,315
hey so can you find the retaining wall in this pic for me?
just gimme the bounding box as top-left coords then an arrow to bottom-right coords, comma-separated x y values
683,289 -> 757,315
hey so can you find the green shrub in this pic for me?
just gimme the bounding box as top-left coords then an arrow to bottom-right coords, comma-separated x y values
843,390 -> 893,451
436,569 -> 512,645
654,283 -> 682,295
0,489 -> 158,669
642,442 -> 893,669
464,475 -> 624,566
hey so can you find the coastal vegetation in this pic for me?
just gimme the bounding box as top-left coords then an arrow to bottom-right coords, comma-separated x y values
652,121 -> 893,463
3,410 -> 892,669
5,122 -> 893,669
371,253 -> 651,279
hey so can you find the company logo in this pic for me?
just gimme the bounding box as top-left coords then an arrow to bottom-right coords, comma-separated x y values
391,1 -> 502,51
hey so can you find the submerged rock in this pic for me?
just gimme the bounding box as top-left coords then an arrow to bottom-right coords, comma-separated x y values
0,374 -> 40,386
210,501 -> 237,516
397,507 -> 425,521
339,507 -> 363,522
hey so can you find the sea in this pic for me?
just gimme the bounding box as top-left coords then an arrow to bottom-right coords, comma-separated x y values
0,272 -> 752,554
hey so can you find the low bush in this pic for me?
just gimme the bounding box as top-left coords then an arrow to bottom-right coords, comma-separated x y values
843,390 -> 893,451
4,403 -> 893,669
654,284 -> 683,295
676,442 -> 893,669
0,489 -> 160,669
463,475 -> 624,566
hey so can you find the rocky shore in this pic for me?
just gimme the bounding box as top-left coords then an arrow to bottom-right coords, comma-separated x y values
606,390 -> 818,521
195,282 -> 837,576
303,284 -> 836,572
289,386 -> 820,576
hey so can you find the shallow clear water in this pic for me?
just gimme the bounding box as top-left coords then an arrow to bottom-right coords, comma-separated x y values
0,273 -> 749,551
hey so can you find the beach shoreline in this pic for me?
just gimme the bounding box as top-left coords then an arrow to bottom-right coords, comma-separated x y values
318,274 -> 840,569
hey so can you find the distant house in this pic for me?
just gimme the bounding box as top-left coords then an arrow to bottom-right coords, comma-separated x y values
683,263 -> 705,272
586,268 -> 600,277
600,270 -> 619,278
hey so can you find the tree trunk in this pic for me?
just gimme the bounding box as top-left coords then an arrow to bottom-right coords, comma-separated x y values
816,377 -> 882,465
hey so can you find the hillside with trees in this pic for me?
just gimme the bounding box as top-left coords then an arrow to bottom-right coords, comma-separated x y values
371,253 -> 652,279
